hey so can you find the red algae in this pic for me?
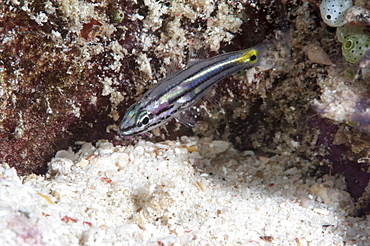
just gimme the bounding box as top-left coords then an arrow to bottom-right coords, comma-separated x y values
0,0 -> 141,174
0,0 -> 277,174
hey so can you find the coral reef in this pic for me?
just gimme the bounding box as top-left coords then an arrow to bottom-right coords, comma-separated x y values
0,0 -> 145,174
0,0 -> 280,173
1,0 -> 370,216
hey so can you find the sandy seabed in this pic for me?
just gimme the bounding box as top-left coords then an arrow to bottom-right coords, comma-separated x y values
0,137 -> 368,246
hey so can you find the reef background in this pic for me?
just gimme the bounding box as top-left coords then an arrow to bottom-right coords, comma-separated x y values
1,0 -> 369,215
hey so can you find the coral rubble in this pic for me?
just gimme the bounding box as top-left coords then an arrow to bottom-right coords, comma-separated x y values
1,0 -> 370,215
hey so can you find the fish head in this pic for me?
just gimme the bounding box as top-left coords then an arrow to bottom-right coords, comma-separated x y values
119,102 -> 155,136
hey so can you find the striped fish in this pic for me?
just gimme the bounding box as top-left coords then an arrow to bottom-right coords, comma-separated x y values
120,41 -> 275,136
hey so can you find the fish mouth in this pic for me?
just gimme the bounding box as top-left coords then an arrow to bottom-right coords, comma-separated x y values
120,124 -> 151,136
119,124 -> 145,136
119,121 -> 133,136
119,126 -> 134,136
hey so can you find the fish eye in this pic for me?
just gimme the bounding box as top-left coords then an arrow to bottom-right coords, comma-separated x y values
250,54 -> 257,61
141,116 -> 149,125
137,111 -> 152,127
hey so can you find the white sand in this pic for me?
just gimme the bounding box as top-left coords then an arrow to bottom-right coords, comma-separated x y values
0,137 -> 368,245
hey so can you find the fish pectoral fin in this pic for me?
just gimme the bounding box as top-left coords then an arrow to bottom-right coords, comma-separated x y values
174,111 -> 196,128
202,86 -> 219,105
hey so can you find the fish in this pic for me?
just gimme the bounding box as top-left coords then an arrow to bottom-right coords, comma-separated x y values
119,41 -> 277,136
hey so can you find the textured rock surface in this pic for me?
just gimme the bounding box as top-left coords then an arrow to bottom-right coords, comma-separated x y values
1,0 -> 370,214
0,0 -> 280,173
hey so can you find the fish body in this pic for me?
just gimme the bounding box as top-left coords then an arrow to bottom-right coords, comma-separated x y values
120,41 -> 274,136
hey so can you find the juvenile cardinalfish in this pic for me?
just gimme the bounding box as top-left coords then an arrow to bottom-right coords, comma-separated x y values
120,41 -> 276,136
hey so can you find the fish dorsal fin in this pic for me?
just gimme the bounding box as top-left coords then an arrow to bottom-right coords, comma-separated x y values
164,53 -> 186,76
187,36 -> 209,66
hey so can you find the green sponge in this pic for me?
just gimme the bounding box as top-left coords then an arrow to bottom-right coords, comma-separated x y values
336,26 -> 370,63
